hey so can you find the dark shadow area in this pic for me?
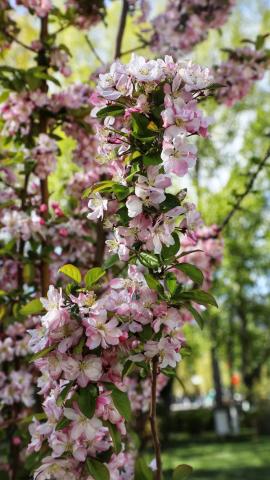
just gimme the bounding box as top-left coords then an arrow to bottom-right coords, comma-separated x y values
164,466 -> 270,480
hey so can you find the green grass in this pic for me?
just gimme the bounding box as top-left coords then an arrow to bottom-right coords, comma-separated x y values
148,434 -> 270,480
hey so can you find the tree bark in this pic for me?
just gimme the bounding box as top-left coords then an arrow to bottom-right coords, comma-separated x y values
150,356 -> 162,480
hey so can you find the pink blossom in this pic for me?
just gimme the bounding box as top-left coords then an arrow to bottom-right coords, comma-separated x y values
84,310 -> 121,349
144,338 -> 181,368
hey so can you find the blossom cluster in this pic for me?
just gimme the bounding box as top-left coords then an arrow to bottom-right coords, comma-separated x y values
150,0 -> 235,55
0,322 -> 34,409
27,55 -> 220,478
214,46 -> 269,106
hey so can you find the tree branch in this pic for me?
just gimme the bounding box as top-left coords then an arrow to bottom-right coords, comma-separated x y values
218,147 -> 270,233
120,41 -> 148,57
149,356 -> 162,480
38,16 -> 50,297
85,35 -> 105,65
3,30 -> 36,52
114,0 -> 129,59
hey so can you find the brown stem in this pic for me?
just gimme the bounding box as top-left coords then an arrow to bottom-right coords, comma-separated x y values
150,356 -> 162,480
114,0 -> 129,59
38,16 -> 50,296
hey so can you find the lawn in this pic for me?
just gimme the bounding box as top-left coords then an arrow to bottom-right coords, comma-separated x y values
149,434 -> 270,480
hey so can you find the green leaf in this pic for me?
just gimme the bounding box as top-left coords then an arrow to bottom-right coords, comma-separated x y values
112,184 -> 130,201
55,417 -> 72,431
59,264 -> 81,283
180,290 -> 218,308
165,272 -> 177,295
85,458 -> 110,480
97,105 -> 124,118
77,384 -> 99,419
84,267 -> 105,288
176,249 -> 202,259
20,298 -> 43,316
174,263 -> 204,285
160,193 -> 180,212
139,324 -> 153,341
132,112 -> 151,135
103,254 -> 119,270
20,412 -> 47,424
256,34 -> 266,50
134,457 -> 153,480
173,464 -> 193,480
144,273 -> 161,291
30,345 -> 55,362
56,382 -> 74,406
143,154 -> 162,166
122,360 -> 135,378
106,384 -> 132,422
162,232 -> 180,260
185,304 -> 205,329
138,252 -> 160,269
105,421 -> 122,454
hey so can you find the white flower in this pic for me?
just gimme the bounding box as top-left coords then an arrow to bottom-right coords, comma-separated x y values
128,54 -> 163,82
179,61 -> 213,91
126,195 -> 143,218
87,193 -> 108,221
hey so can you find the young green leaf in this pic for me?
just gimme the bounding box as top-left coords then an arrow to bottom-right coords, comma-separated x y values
103,254 -> 119,270
84,267 -> 105,288
58,264 -> 81,283
55,417 -> 72,431
185,304 -> 205,329
85,458 -> 110,480
112,184 -> 130,201
56,382 -> 74,406
105,421 -> 122,454
20,298 -> 43,316
174,263 -> 204,285
139,252 -> 160,269
162,232 -> 180,260
97,105 -> 124,118
143,154 -> 162,166
30,345 -> 55,362
144,273 -> 161,291
165,272 -> 177,295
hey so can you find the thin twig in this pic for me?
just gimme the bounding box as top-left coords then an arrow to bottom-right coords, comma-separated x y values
120,42 -> 148,57
219,147 -> 270,232
149,356 -> 162,480
3,30 -> 36,52
85,35 -> 105,65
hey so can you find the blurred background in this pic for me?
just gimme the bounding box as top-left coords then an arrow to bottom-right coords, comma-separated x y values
3,1 -> 270,478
